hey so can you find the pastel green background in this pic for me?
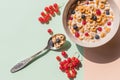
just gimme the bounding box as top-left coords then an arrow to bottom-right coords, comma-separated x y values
0,0 -> 83,80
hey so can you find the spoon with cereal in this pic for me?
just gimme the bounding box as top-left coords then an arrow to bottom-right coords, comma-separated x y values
10,34 -> 66,73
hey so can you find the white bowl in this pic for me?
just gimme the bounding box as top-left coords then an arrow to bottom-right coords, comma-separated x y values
63,0 -> 120,48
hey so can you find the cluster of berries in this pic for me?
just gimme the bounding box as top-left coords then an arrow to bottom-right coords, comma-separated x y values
38,3 -> 59,24
56,51 -> 81,79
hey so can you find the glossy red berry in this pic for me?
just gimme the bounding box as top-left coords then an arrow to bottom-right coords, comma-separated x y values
56,56 -> 61,61
47,28 -> 53,34
45,7 -> 50,13
69,16 -> 73,20
75,32 -> 80,38
85,33 -> 89,37
41,12 -> 46,17
97,27 -> 102,31
49,11 -> 55,16
107,21 -> 111,26
61,51 -> 67,57
49,5 -> 54,11
53,3 -> 59,9
82,20 -> 87,25
96,9 -> 101,16
38,17 -> 45,23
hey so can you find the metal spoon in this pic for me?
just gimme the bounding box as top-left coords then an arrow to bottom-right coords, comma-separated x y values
10,34 -> 66,73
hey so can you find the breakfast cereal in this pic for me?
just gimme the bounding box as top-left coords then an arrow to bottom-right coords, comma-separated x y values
67,0 -> 114,43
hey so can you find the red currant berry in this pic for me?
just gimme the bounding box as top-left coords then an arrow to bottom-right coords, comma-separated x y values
107,21 -> 111,26
69,16 -> 73,20
67,72 -> 72,78
49,11 -> 55,16
53,3 -> 59,9
71,73 -> 76,78
54,8 -> 59,13
82,20 -> 87,25
47,28 -> 53,34
71,69 -> 77,74
59,66 -> 64,71
38,17 -> 45,23
75,32 -> 80,38
41,12 -> 46,17
56,56 -> 61,61
49,5 -> 54,11
85,33 -> 89,37
61,51 -> 67,57
86,1 -> 89,5
46,14 -> 51,20
96,9 -> 101,16
45,7 -> 50,13
67,57 -> 71,63
97,27 -> 102,31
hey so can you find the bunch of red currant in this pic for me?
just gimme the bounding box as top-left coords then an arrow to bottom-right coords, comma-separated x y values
56,51 -> 81,79
38,3 -> 59,24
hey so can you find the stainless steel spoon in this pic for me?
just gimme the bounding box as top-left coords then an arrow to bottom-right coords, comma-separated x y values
10,34 -> 66,73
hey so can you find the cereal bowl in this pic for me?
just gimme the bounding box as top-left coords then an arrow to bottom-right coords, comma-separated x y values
63,0 -> 120,48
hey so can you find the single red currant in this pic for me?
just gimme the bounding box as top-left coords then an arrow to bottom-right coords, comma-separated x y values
56,56 -> 61,61
75,32 -> 80,38
96,9 -> 101,16
38,17 -> 45,23
82,20 -> 87,25
61,51 -> 67,57
107,21 -> 111,26
97,27 -> 102,31
41,12 -> 46,17
53,3 -> 59,9
45,7 -> 50,13
47,28 -> 53,34
85,33 -> 89,37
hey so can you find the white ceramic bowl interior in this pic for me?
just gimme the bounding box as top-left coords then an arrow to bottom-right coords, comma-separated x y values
63,0 -> 120,48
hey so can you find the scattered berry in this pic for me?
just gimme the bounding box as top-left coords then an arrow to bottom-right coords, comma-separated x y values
45,7 -> 50,13
39,3 -> 60,24
53,3 -> 59,9
56,38 -> 61,43
71,10 -> 75,14
81,14 -> 86,19
73,25 -> 78,30
92,14 -> 97,21
107,21 -> 111,26
75,32 -> 80,38
41,12 -> 46,17
47,28 -> 53,34
56,56 -> 61,61
61,51 -> 68,57
57,56 -> 81,79
85,33 -> 89,37
95,35 -> 100,39
106,10 -> 110,15
69,16 -> 73,20
97,27 -> 102,31
38,17 -> 45,23
82,20 -> 87,25
86,1 -> 89,5
96,9 -> 101,16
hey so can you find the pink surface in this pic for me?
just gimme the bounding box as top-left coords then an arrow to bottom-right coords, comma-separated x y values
84,0 -> 120,80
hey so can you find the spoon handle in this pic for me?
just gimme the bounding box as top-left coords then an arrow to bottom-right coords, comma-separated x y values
10,46 -> 48,73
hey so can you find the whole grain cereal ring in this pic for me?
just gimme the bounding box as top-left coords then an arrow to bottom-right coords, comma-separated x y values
100,0 -> 107,3
100,3 -> 105,9
79,6 -> 85,13
97,16 -> 102,23
100,32 -> 106,38
96,0 -> 99,6
105,27 -> 111,33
